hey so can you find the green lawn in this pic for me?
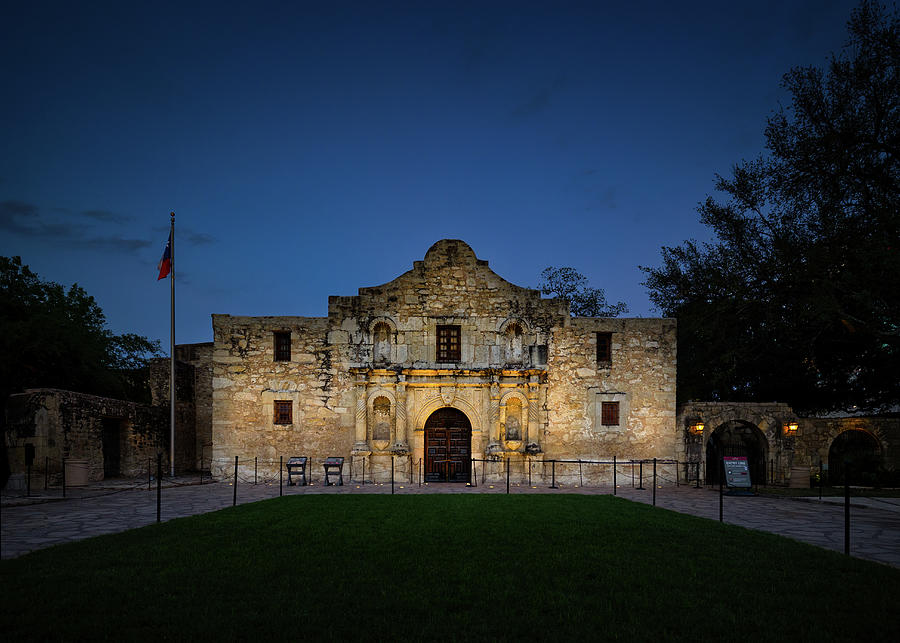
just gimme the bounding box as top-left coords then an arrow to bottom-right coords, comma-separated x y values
2,495 -> 898,641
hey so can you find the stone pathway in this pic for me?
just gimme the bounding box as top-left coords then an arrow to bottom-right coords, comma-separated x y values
2,478 -> 899,568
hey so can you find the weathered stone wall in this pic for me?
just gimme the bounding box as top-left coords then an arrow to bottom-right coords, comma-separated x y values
676,402 -> 899,485
149,354 -> 199,473
209,240 -> 679,484
796,416 -> 899,472
544,318 -> 678,473
210,316 -> 354,479
5,389 -> 167,483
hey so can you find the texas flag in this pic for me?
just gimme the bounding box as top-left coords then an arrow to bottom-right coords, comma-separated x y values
157,231 -> 172,280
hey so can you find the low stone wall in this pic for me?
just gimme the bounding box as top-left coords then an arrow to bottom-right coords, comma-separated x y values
4,388 -> 186,484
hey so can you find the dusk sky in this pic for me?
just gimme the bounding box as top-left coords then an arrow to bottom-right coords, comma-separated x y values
2,1 -> 860,349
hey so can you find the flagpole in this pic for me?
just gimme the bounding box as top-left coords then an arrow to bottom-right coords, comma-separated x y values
169,212 -> 176,478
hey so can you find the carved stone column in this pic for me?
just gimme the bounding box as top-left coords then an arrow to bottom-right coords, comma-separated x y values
486,379 -> 502,455
394,377 -> 409,453
352,376 -> 370,455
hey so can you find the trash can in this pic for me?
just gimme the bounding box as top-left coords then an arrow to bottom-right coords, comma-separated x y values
789,465 -> 810,488
65,459 -> 89,486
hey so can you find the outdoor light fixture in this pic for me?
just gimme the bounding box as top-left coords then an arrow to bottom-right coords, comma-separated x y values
689,422 -> 705,435
784,422 -> 799,436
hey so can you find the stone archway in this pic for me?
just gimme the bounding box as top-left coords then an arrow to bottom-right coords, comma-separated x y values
424,407 -> 471,483
705,421 -> 768,486
828,430 -> 881,485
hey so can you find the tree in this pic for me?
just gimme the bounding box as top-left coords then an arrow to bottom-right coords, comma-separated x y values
539,266 -> 628,317
641,1 -> 899,413
0,256 -> 161,407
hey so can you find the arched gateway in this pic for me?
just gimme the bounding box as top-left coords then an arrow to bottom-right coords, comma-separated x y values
705,421 -> 768,486
424,407 -> 471,482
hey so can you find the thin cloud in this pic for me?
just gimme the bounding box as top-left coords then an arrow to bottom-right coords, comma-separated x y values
153,225 -> 216,246
511,76 -> 567,118
0,199 -> 148,253
81,209 -> 131,223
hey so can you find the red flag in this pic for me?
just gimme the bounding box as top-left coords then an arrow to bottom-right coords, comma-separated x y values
157,232 -> 172,280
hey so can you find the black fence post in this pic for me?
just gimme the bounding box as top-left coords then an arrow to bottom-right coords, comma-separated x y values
695,462 -> 700,489
62,458 -> 66,498
637,460 -> 645,490
578,459 -> 583,487
280,455 -> 283,497
528,460 -> 532,487
26,461 -> 31,497
418,458 -> 422,487
719,458 -> 724,523
391,456 -> 395,495
156,453 -> 162,523
675,459 -> 680,487
844,461 -> 850,556
819,456 -> 824,500
613,455 -> 617,495
45,456 -> 49,490
233,455 -> 238,507
550,460 -> 558,489
652,458 -> 657,506
254,456 -> 258,485
472,458 -> 478,487
506,458 -> 510,494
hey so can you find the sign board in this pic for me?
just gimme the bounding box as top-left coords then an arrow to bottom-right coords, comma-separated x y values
723,456 -> 752,488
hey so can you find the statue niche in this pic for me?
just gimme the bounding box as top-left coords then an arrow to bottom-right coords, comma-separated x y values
373,322 -> 391,365
372,396 -> 391,447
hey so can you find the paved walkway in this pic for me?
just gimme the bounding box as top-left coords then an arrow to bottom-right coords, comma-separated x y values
2,478 -> 899,568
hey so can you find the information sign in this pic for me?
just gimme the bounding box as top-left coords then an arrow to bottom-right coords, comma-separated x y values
723,456 -> 752,488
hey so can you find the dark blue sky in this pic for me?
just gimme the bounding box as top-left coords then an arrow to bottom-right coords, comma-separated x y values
1,1 -> 859,348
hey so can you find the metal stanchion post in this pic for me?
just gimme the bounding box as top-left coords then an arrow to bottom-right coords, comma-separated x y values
280,455 -> 283,497
550,460 -> 558,489
391,456 -> 395,495
578,459 -> 583,487
506,458 -> 510,494
233,455 -> 238,507
254,456 -> 258,485
45,456 -> 49,490
719,459 -> 724,523
637,460 -> 645,490
157,453 -> 162,523
613,455 -> 617,495
652,458 -> 657,506
62,458 -> 67,498
695,462 -> 700,489
844,461 -> 850,555
819,456 -> 823,500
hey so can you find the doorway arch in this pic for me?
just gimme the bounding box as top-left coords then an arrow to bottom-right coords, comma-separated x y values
424,407 -> 471,483
705,421 -> 768,486
828,430 -> 881,485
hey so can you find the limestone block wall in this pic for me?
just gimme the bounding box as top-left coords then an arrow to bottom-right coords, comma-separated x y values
5,389 -> 167,483
796,416 -> 899,471
544,318 -> 678,468
210,315 -> 355,479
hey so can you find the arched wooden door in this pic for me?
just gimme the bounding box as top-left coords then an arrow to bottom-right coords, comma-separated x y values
425,407 -> 471,482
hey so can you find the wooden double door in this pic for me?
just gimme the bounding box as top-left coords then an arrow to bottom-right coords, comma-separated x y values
425,407 -> 471,483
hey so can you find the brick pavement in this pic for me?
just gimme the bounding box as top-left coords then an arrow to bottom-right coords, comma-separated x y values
2,478 -> 898,568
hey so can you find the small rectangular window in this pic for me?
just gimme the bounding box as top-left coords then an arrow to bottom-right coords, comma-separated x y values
437,325 -> 461,362
274,331 -> 291,362
596,332 -> 612,363
274,400 -> 293,425
601,401 -> 619,426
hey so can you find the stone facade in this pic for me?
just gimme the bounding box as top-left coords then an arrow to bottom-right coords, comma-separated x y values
5,389 -> 170,483
209,240 -> 678,483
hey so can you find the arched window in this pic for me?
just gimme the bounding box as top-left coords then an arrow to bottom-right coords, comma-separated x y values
373,322 -> 391,365
372,396 -> 391,441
